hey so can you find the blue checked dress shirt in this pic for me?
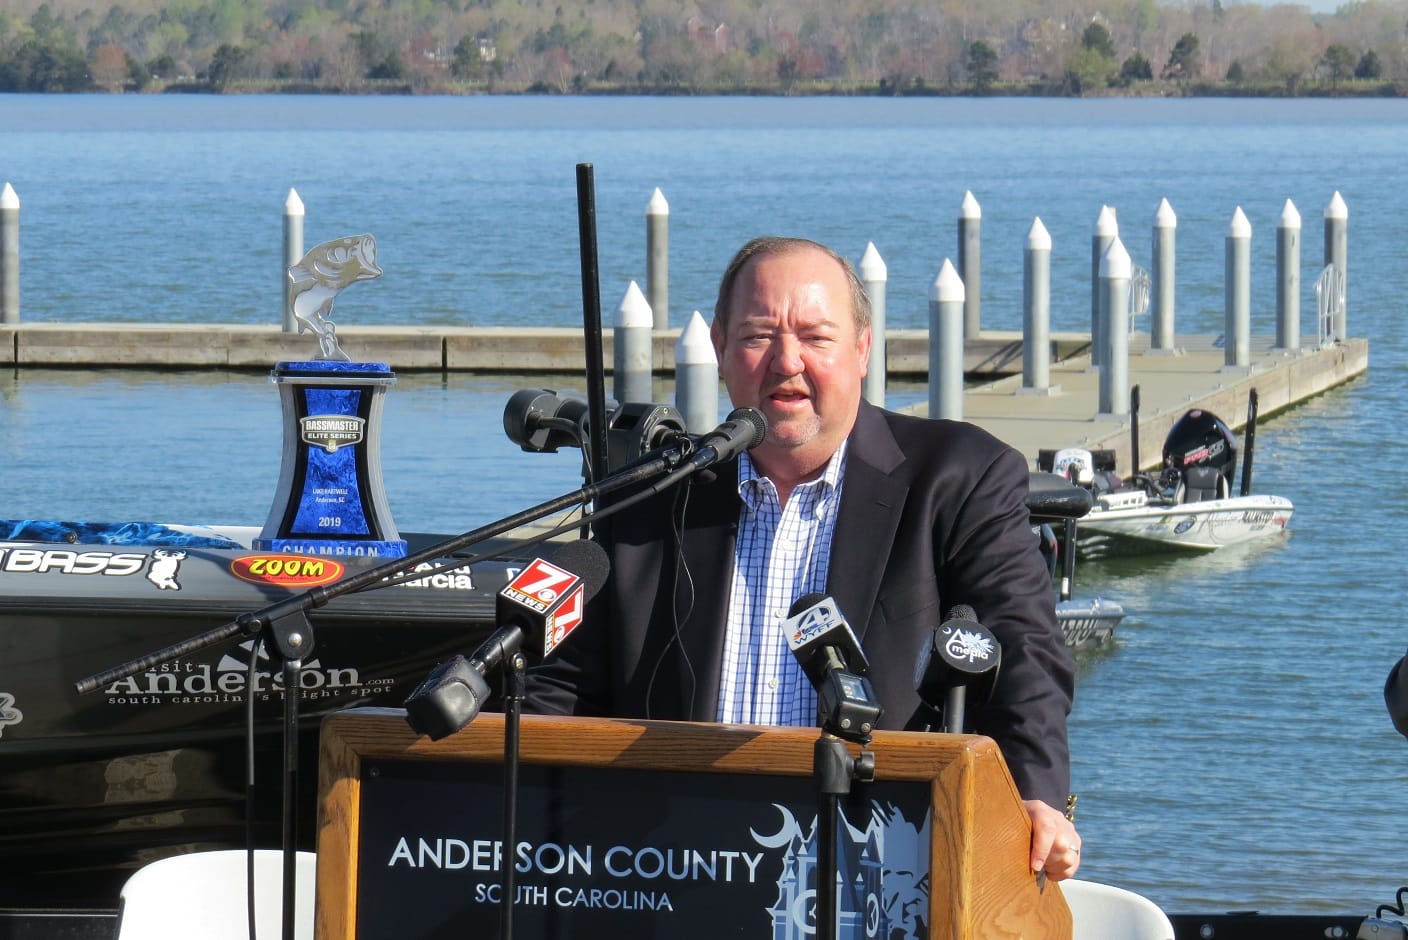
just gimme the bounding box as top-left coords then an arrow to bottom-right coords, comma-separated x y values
715,443 -> 847,727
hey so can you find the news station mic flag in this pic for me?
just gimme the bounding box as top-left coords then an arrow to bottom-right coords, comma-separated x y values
783,593 -> 882,743
404,540 -> 609,740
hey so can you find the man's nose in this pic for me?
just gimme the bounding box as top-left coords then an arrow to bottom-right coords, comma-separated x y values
769,335 -> 804,374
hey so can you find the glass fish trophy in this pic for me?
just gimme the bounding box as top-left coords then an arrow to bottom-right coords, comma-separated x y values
255,234 -> 407,559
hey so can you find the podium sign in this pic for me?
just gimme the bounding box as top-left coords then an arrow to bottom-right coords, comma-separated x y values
316,711 -> 1071,940
357,761 -> 928,938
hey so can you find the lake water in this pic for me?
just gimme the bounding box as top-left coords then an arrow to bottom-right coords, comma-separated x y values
1,94 -> 1406,918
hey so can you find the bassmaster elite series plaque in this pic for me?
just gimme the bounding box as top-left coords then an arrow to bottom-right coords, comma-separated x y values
255,235 -> 407,559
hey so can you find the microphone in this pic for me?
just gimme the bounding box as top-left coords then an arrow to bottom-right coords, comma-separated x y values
504,389 -> 690,471
913,605 -> 1002,734
782,593 -> 882,742
503,388 -> 593,454
404,540 -> 610,740
681,407 -> 766,473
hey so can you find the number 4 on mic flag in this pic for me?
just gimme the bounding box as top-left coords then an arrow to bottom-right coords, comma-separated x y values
500,558 -> 586,658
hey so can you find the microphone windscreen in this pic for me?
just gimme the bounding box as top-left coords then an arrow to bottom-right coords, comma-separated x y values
788,591 -> 829,618
546,539 -> 611,601
946,604 -> 978,623
727,407 -> 768,449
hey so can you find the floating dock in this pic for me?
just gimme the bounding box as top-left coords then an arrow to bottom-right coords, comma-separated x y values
0,323 -> 1368,472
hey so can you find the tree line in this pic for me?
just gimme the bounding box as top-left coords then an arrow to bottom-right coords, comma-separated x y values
2,0 -> 1406,95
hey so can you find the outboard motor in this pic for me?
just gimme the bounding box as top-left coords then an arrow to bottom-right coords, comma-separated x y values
1161,409 -> 1238,503
1052,447 -> 1122,494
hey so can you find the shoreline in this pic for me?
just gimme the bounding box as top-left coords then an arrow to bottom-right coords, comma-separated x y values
27,79 -> 1408,99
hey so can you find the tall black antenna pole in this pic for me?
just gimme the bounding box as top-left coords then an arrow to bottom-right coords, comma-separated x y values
576,163 -> 610,487
1240,387 -> 1259,497
1130,383 -> 1141,473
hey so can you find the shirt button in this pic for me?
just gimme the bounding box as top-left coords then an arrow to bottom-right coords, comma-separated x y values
768,678 -> 779,691
775,609 -> 787,620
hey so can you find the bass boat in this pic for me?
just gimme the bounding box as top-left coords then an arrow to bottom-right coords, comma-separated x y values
1041,394 -> 1292,558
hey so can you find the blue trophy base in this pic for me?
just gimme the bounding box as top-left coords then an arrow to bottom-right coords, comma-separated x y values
259,361 -> 407,560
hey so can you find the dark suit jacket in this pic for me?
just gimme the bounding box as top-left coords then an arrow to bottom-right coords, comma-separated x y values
524,401 -> 1075,808
1386,655 -> 1408,738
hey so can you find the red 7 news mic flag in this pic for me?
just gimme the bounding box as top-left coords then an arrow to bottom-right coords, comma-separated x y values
498,556 -> 587,659
404,540 -> 609,739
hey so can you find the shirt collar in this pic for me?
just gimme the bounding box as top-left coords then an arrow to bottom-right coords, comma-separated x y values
736,441 -> 848,511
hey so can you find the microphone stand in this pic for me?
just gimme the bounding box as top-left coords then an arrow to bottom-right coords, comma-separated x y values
811,683 -> 876,940
270,611 -> 310,940
498,650 -> 527,940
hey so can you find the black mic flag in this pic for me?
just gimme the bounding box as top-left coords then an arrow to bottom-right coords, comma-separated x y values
913,605 -> 1001,735
404,539 -> 610,740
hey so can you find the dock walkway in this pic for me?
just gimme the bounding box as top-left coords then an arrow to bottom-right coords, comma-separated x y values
906,334 -> 1368,471
0,323 -> 1368,473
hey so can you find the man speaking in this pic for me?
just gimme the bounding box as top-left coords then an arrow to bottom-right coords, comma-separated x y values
524,236 -> 1081,882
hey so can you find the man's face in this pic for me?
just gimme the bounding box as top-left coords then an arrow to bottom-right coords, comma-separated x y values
711,246 -> 871,479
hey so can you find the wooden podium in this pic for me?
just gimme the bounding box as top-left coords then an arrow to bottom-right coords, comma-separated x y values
316,708 -> 1070,939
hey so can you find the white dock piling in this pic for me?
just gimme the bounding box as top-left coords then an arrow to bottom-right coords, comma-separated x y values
1276,199 -> 1301,351
930,260 -> 965,421
958,191 -> 982,341
1090,205 -> 1118,367
859,241 -> 887,408
282,188 -> 304,333
1323,191 -> 1348,341
1,183 -> 18,324
1022,217 -> 1053,392
646,188 -> 670,331
1151,198 -> 1177,351
613,280 -> 654,404
674,311 -> 718,433
1225,207 -> 1252,368
1098,236 -> 1132,416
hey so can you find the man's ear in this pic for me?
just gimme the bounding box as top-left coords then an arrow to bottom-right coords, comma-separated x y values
710,317 -> 725,358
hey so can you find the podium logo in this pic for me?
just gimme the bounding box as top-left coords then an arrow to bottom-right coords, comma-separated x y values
751,800 -> 931,939
300,415 -> 365,453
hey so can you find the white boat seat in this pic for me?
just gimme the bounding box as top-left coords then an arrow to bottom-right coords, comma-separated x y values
115,849 -> 315,940
1061,877 -> 1175,940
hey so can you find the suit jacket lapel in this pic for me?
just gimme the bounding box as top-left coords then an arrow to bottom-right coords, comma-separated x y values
829,403 -> 909,642
675,470 -> 740,720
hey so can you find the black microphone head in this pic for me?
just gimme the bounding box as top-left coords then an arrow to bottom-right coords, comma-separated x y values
546,538 -> 611,602
946,604 -> 978,623
727,407 -> 767,449
788,591 -> 830,618
689,408 -> 767,469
